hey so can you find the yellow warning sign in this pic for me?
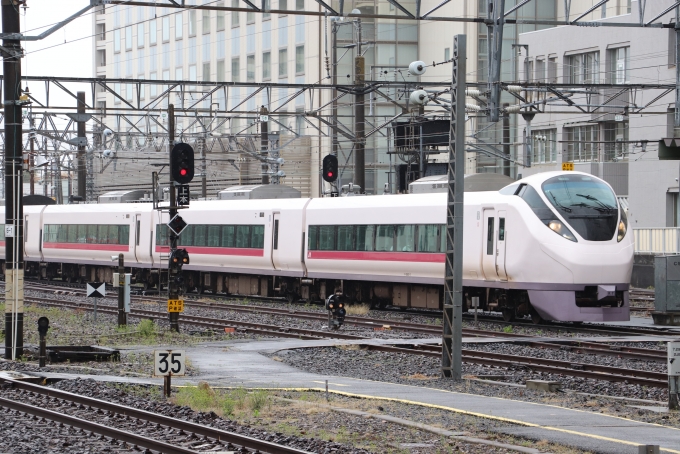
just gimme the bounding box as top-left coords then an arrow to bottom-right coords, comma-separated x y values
562,162 -> 574,171
168,299 -> 184,313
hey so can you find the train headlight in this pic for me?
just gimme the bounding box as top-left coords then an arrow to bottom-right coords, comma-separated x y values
544,219 -> 577,242
617,207 -> 628,242
329,303 -> 334,309
338,303 -> 343,308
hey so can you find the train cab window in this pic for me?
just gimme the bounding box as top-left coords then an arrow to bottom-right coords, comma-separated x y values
396,225 -> 415,252
486,217 -> 494,255
307,225 -> 318,250
498,218 -> 505,241
251,225 -> 265,248
337,225 -> 354,251
193,225 -> 207,246
318,225 -> 336,250
236,225 -> 251,248
375,225 -> 395,252
221,225 -> 235,247
207,225 -> 221,247
355,225 -> 374,251
417,224 -> 440,252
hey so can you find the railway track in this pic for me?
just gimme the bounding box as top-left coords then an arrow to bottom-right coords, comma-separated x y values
0,378 -> 313,454
364,344 -> 669,389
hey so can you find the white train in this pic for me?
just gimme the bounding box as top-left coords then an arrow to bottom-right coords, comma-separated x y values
6,171 -> 633,323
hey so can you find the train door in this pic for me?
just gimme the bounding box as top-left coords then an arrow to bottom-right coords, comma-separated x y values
270,212 -> 282,270
134,214 -> 142,263
482,209 -> 498,280
496,210 -> 507,281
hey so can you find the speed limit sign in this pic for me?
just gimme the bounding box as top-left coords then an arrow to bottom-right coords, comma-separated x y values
154,350 -> 186,376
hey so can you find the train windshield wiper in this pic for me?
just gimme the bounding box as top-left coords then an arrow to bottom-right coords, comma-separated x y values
576,193 -> 616,212
547,191 -> 572,213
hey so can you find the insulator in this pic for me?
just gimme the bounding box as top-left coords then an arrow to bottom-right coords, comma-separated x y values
505,105 -> 521,113
465,103 -> 481,111
506,85 -> 523,93
465,88 -> 481,97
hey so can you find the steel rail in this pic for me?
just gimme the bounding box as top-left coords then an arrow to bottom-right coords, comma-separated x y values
364,345 -> 668,388
0,381 -> 314,454
0,396 -> 198,454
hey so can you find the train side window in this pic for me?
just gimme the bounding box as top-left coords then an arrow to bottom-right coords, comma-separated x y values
307,225 -> 318,250
318,225 -> 336,250
396,225 -> 415,252
221,225 -> 235,247
440,225 -> 447,252
181,225 -> 194,246
76,225 -> 87,243
251,225 -> 265,248
375,225 -> 395,252
156,224 -> 169,246
194,225 -> 207,246
236,225 -> 251,248
97,225 -> 107,244
67,225 -> 77,243
355,225 -> 374,251
417,224 -> 439,252
498,218 -> 505,241
337,225 -> 354,251
486,217 -> 494,255
119,225 -> 130,245
207,225 -> 221,247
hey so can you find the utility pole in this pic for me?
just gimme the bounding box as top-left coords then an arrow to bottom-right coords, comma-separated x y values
199,136 -> 207,198
76,92 -> 86,199
354,17 -> 365,193
487,0 -> 506,123
442,34 -> 466,380
503,103 -> 510,177
168,104 -> 180,333
29,116 -> 35,195
3,0 -> 24,359
260,106 -> 269,184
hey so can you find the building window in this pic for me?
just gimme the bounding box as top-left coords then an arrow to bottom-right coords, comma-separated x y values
216,60 -> 225,82
279,48 -> 288,78
175,12 -> 183,39
444,47 -> 450,61
216,1 -> 225,30
295,45 -> 304,74
149,19 -> 157,46
114,29 -> 121,53
162,16 -> 170,41
231,57 -> 240,82
296,0 -> 304,9
247,9 -> 255,23
603,122 -> 629,161
137,23 -> 144,47
531,129 -> 557,164
567,51 -> 599,84
263,0 -> 271,19
125,26 -> 132,50
535,58 -> 545,82
608,46 -> 629,84
203,8 -> 211,34
231,0 -> 240,27
548,56 -> 557,83
263,52 -> 271,80
524,59 -> 533,82
247,55 -> 255,81
279,0 -> 288,13
203,62 -> 211,81
565,125 -> 599,162
189,10 -> 197,36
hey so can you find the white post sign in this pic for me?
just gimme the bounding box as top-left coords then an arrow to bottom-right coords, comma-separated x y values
669,341 -> 680,376
154,350 -> 186,377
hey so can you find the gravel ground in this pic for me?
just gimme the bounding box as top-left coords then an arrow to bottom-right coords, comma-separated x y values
45,379 -> 587,454
266,346 -> 680,428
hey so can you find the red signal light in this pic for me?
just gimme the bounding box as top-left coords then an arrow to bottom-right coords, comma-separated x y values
180,168 -> 188,176
327,171 -> 334,177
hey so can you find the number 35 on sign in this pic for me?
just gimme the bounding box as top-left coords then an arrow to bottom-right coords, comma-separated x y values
154,350 -> 186,376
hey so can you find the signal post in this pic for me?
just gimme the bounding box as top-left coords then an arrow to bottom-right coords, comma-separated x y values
166,105 -> 194,332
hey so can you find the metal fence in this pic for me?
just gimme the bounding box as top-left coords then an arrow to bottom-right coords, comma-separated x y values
634,228 -> 680,254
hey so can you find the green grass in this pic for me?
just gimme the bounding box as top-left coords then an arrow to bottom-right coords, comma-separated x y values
502,325 -> 514,333
172,383 -> 271,418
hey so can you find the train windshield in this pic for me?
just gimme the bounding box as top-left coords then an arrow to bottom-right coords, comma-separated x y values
541,174 -> 618,241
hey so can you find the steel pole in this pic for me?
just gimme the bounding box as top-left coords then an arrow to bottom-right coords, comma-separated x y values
77,91 -> 86,199
3,0 -> 23,360
502,103 -> 510,176
354,19 -> 365,193
260,106 -> 269,184
168,104 -> 180,332
117,254 -> 126,326
442,34 -> 466,380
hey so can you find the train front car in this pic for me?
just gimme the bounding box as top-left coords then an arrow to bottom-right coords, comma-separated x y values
496,171 -> 633,323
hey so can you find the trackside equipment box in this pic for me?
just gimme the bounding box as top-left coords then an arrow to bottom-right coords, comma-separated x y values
653,255 -> 680,325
